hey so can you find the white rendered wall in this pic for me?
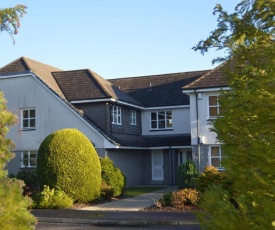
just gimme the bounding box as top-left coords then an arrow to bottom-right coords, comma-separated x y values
189,92 -> 219,145
141,107 -> 190,135
0,75 -> 108,151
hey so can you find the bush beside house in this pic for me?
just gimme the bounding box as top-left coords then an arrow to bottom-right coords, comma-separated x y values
37,128 -> 101,202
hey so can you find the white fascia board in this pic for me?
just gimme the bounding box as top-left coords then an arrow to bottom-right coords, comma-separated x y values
0,72 -> 33,79
22,72 -> 118,148
71,98 -> 116,104
116,100 -> 145,110
113,145 -> 191,150
145,105 -> 190,110
182,87 -> 231,94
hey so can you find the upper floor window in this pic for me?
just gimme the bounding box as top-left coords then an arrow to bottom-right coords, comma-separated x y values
112,105 -> 122,125
130,110 -> 137,125
209,146 -> 224,170
21,108 -> 35,129
208,95 -> 220,118
151,111 -> 173,130
21,151 -> 37,168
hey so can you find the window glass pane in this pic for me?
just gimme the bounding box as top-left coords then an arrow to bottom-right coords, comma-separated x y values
166,111 -> 172,119
151,121 -> 157,129
210,107 -> 218,117
30,119 -> 35,127
211,147 -> 220,156
22,152 -> 28,167
209,96 -> 218,106
151,112 -> 156,120
30,152 -> 37,167
158,120 -> 165,129
166,119 -> 173,128
23,120 -> 28,128
212,158 -> 220,167
30,109 -> 35,118
158,112 -> 165,120
23,110 -> 28,118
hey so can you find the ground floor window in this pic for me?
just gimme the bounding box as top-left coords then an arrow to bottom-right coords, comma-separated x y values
178,150 -> 192,165
209,146 -> 224,170
21,151 -> 37,168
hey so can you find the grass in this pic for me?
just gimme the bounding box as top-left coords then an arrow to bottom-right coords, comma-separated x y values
124,186 -> 163,197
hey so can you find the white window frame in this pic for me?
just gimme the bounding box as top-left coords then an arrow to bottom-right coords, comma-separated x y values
208,95 -> 220,119
21,151 -> 37,168
112,105 -> 122,125
150,111 -> 173,130
130,110 -> 137,125
209,146 -> 224,170
21,108 -> 36,130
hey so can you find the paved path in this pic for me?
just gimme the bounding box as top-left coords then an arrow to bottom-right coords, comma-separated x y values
82,186 -> 177,211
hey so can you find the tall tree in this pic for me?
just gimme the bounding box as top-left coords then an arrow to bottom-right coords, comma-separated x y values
194,1 -> 275,229
0,4 -> 27,43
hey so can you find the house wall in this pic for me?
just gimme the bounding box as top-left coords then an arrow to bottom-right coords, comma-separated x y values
106,149 -> 151,188
0,75 -> 109,175
141,107 -> 190,135
189,91 -> 222,171
110,104 -> 142,136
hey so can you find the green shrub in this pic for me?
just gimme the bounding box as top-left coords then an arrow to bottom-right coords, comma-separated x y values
194,166 -> 230,194
100,157 -> 126,197
37,128 -> 101,202
33,185 -> 73,209
161,192 -> 172,207
171,188 -> 200,210
177,160 -> 198,189
16,169 -> 39,196
100,182 -> 114,200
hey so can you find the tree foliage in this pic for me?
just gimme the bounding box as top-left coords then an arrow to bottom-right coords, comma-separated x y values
194,0 -> 275,228
0,92 -> 36,229
0,4 -> 27,43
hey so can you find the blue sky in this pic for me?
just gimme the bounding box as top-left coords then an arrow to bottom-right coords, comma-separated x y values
1,1 -> 239,79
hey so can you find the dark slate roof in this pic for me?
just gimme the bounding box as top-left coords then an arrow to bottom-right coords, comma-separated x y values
109,70 -> 210,107
109,133 -> 191,148
0,56 -> 65,98
52,69 -> 142,106
182,62 -> 229,90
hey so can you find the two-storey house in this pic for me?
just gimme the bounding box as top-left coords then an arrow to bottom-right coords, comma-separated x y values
0,56 -> 227,187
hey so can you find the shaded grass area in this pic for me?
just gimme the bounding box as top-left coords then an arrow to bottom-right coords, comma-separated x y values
124,186 -> 163,197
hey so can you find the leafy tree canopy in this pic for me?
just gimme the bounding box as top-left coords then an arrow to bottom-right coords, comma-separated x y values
0,4 -> 27,43
193,0 -> 275,228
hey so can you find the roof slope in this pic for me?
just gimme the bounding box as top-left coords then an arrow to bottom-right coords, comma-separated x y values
0,56 -> 65,98
182,62 -> 229,90
52,69 -> 142,106
109,70 -> 210,107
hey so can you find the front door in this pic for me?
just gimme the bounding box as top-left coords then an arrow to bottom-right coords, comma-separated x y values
152,150 -> 164,181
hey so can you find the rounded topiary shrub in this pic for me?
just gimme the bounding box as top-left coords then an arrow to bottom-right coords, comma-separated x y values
100,157 -> 126,197
37,128 -> 101,202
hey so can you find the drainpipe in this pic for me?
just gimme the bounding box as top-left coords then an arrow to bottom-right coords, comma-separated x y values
194,90 -> 201,172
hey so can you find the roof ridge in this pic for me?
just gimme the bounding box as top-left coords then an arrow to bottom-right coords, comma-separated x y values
21,56 -> 34,72
182,62 -> 227,89
88,69 -> 114,99
109,69 -> 210,81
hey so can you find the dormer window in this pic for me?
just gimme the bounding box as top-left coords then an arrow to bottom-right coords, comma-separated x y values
112,105 -> 122,125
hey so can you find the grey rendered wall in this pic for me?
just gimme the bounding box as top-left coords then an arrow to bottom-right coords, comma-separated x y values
106,149 -> 151,188
192,145 -> 209,172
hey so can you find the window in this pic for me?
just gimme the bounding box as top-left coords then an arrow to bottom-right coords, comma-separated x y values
21,151 -> 37,168
209,146 -> 223,170
208,95 -> 220,118
21,108 -> 35,129
112,105 -> 122,125
151,111 -> 172,130
130,110 -> 137,125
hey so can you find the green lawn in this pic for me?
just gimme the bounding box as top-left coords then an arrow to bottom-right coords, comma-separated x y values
124,186 -> 163,197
